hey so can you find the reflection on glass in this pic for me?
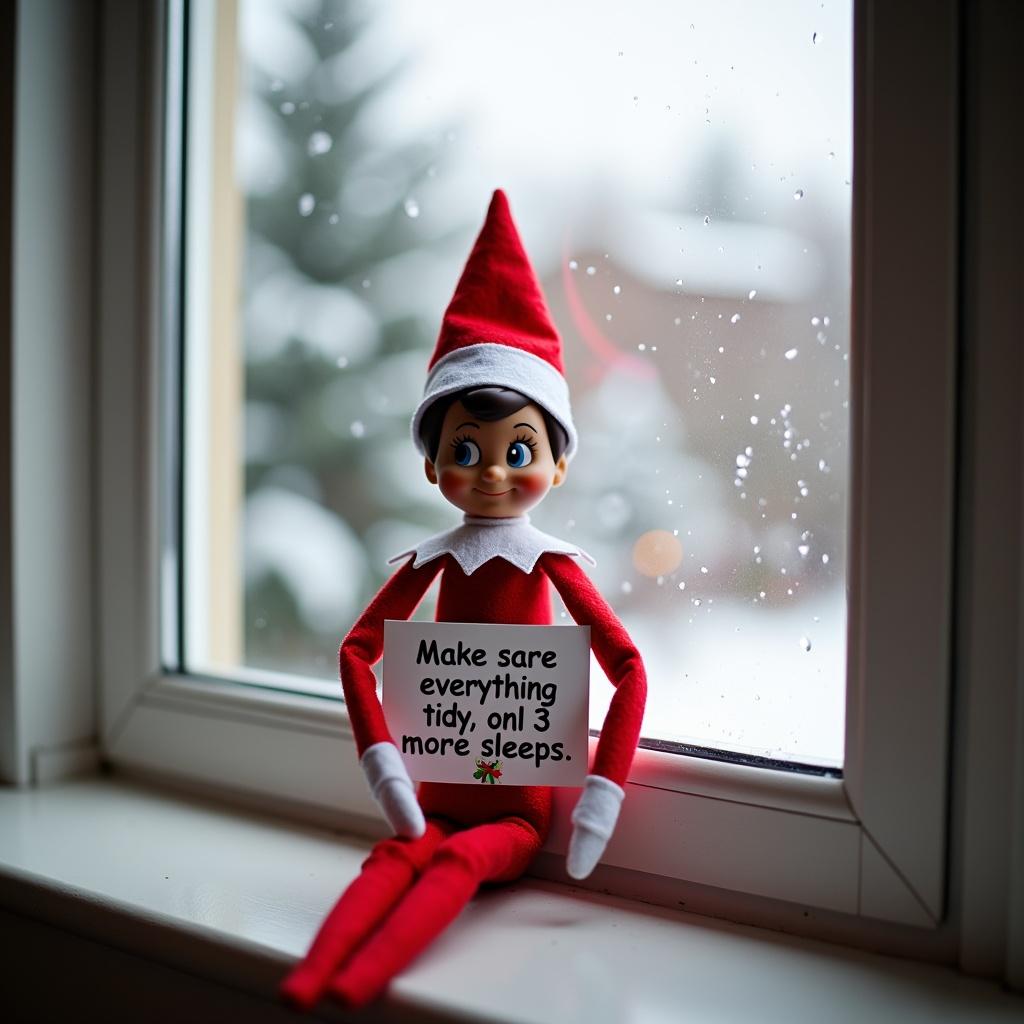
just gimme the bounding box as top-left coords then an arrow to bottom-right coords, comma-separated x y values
184,0 -> 852,768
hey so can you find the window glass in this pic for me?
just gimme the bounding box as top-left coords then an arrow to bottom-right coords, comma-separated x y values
184,0 -> 852,768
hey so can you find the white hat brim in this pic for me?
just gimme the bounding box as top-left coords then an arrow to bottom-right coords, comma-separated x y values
411,343 -> 577,460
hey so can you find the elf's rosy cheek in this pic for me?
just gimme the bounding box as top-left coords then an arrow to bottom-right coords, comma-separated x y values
438,468 -> 473,497
514,471 -> 552,498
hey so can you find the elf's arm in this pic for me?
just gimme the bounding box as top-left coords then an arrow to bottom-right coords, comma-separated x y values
540,552 -> 647,879
341,556 -> 445,837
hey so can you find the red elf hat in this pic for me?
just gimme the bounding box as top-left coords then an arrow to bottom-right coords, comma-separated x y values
411,190 -> 577,459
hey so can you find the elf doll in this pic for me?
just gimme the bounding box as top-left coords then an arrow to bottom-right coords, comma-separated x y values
281,190 -> 647,1010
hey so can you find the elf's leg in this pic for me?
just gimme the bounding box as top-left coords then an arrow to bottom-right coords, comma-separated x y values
329,815 -> 543,1007
280,817 -> 452,1009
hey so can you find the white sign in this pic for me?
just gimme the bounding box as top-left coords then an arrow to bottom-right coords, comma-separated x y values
383,620 -> 590,787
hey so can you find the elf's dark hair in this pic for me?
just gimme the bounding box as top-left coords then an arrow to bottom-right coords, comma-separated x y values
419,386 -> 569,463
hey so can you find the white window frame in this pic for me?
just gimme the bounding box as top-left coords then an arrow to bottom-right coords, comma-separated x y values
94,0 -> 961,949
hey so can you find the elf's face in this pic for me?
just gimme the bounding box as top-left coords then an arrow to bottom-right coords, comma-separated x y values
424,400 -> 568,518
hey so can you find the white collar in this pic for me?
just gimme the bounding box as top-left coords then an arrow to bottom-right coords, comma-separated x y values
388,514 -> 595,576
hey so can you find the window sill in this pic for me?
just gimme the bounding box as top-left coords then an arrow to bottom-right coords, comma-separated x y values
0,775 -> 1019,1024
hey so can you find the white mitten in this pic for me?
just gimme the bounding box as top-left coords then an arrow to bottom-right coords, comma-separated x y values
361,742 -> 426,838
567,774 -> 625,879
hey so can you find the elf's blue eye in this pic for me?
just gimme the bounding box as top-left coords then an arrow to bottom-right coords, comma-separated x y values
453,439 -> 481,466
506,442 -> 533,468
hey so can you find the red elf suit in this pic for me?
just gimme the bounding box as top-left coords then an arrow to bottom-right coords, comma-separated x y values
282,191 -> 647,1010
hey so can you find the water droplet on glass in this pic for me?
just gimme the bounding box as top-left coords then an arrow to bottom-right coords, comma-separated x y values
785,347 -> 799,360
700,566 -> 709,575
798,544 -> 810,557
335,356 -> 348,369
586,265 -> 597,276
637,343 -> 646,351
621,580 -> 633,594
821,553 -> 830,565
750,415 -> 759,425
350,420 -> 366,438
793,188 -> 805,200
328,213 -> 339,225
280,101 -> 296,115
692,598 -> 702,608
818,458 -> 830,473
731,313 -> 741,324
605,313 -> 613,322
568,259 -> 578,270
361,279 -> 371,289
678,581 -> 686,591
298,193 -> 315,217
703,215 -> 711,226
307,130 -> 333,156
613,285 -> 622,295
403,197 -> 420,218
736,453 -> 751,468
823,315 -> 831,326
269,79 -> 284,93
748,289 -> 757,300
799,636 -> 812,652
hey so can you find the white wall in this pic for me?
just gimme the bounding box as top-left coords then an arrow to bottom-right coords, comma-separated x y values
1,0 -> 97,784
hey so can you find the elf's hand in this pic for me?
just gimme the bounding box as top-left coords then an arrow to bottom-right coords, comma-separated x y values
567,774 -> 625,879
360,742 -> 426,838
